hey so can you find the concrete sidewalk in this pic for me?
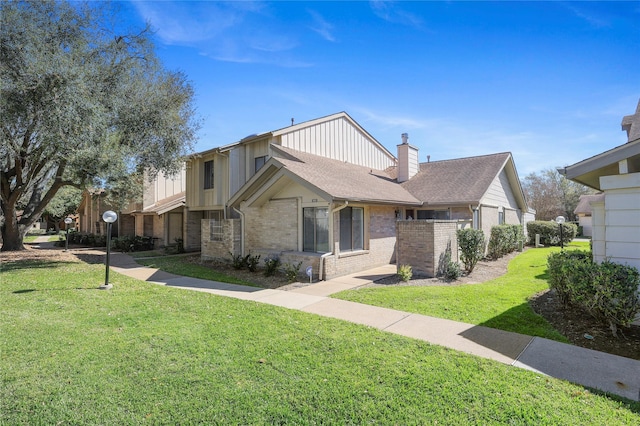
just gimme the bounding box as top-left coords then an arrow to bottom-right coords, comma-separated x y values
68,248 -> 640,402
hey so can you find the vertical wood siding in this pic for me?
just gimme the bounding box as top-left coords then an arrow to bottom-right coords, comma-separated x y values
278,116 -> 395,170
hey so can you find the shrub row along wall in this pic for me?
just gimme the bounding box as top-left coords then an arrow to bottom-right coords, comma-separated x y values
396,220 -> 459,278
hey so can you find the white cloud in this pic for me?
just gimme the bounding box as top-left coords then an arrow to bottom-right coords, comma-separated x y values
369,0 -> 423,28
307,9 -> 336,42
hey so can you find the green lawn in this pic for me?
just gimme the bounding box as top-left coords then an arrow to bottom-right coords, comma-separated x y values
1,256 -> 639,424
136,254 -> 254,286
334,242 -> 591,341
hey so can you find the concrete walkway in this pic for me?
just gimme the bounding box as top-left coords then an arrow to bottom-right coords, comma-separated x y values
31,238 -> 640,402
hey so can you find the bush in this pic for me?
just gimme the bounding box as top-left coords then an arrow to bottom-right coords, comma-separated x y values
547,251 -> 640,336
487,224 -> 523,259
547,250 -> 593,306
263,256 -> 281,277
527,221 -> 577,247
443,260 -> 462,280
457,228 -> 485,273
230,252 -> 250,270
398,264 -> 413,282
246,254 -> 261,272
282,261 -> 303,283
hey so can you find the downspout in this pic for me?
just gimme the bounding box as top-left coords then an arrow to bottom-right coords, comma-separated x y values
319,202 -> 349,281
232,206 -> 245,256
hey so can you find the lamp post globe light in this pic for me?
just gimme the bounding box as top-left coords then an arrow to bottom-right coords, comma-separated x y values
555,215 -> 566,250
63,217 -> 73,252
100,210 -> 118,290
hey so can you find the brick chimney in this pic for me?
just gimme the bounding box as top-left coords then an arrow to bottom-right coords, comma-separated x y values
397,133 -> 419,183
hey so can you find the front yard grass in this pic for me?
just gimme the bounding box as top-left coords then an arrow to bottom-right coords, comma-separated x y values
334,242 -> 591,341
136,254 -> 254,286
1,256 -> 638,424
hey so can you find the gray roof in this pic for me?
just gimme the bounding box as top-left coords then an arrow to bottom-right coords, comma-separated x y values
573,193 -> 604,215
400,153 -> 512,205
272,146 -> 419,205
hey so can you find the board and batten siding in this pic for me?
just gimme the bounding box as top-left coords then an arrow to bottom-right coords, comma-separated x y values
143,168 -> 186,208
277,116 -> 395,170
186,154 -> 228,210
481,169 -> 520,210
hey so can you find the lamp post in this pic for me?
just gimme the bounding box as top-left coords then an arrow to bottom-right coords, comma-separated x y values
100,210 -> 118,290
63,217 -> 73,252
555,215 -> 566,250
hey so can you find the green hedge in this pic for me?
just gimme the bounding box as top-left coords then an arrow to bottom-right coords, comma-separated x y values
526,220 -> 576,246
457,228 -> 485,273
487,224 -> 524,259
547,251 -> 640,335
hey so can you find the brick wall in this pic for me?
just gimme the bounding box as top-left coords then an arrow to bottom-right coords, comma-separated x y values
201,218 -> 240,260
245,198 -> 298,252
322,205 -> 397,279
396,220 -> 458,277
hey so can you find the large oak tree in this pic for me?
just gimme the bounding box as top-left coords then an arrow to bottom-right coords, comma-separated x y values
1,1 -> 199,251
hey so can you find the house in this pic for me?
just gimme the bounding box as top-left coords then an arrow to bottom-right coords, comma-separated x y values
560,99 -> 640,273
129,169 -> 187,249
573,193 -> 605,237
77,169 -> 187,248
186,112 -> 532,279
77,189 -> 129,237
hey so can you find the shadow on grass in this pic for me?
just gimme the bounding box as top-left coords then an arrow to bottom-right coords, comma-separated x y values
0,260 -> 78,273
12,286 -> 104,293
478,303 -> 567,342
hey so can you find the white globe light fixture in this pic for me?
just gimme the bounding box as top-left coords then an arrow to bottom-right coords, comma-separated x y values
555,216 -> 566,249
63,217 -> 73,252
100,210 -> 118,290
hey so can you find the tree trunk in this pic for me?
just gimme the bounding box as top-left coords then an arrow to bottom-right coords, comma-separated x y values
0,213 -> 26,251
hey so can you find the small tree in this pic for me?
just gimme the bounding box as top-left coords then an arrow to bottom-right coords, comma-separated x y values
457,228 -> 485,273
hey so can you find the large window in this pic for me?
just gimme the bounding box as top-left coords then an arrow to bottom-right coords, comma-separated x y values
340,207 -> 364,252
303,207 -> 329,253
204,160 -> 214,189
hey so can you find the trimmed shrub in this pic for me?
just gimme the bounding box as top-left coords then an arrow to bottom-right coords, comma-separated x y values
527,221 -> 577,247
547,251 -> 640,336
487,224 -> 523,259
457,228 -> 485,273
398,264 -> 413,282
547,250 -> 593,306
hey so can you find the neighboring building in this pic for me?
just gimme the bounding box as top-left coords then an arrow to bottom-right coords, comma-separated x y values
560,99 -> 640,273
77,189 -> 129,237
573,193 -> 605,237
186,112 -> 532,279
77,168 -> 187,248
129,169 -> 187,249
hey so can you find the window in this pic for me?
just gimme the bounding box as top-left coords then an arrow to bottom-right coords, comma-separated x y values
340,207 -> 364,252
207,210 -> 223,241
417,210 -> 449,220
303,207 -> 329,253
499,211 -> 505,225
204,160 -> 214,189
254,155 -> 268,173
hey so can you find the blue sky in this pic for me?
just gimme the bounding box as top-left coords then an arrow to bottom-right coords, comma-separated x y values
124,1 -> 639,176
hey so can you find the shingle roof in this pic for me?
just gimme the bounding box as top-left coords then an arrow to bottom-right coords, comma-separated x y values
400,152 -> 511,205
272,146 -> 419,205
142,192 -> 185,215
573,193 -> 604,215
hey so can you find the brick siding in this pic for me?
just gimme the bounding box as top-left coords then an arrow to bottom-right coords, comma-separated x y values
396,220 -> 458,277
